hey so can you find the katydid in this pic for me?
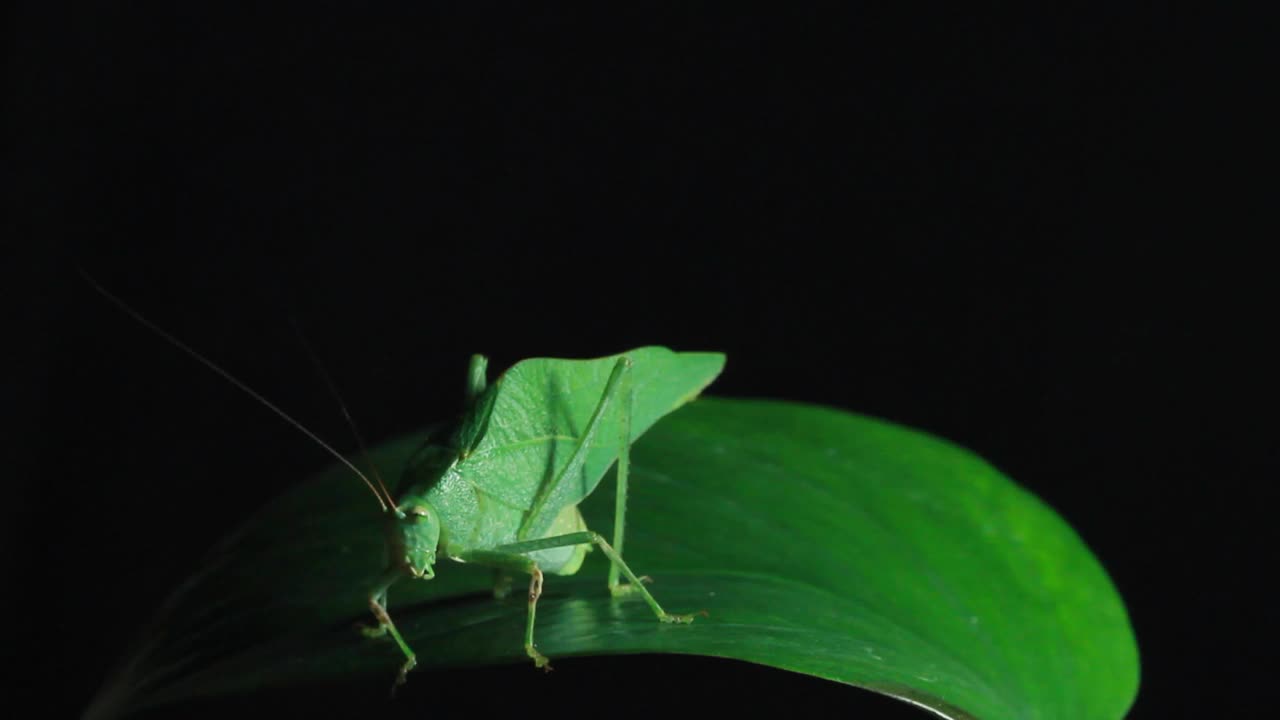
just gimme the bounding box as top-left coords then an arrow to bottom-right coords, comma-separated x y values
83,272 -> 725,685
367,348 -> 724,682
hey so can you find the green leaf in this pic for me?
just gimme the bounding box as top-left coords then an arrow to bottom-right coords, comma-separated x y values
84,398 -> 1138,720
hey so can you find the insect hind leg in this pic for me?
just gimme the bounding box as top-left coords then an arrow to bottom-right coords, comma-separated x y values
608,356 -> 637,594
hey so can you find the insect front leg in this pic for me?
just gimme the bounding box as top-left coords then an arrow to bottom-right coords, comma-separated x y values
459,550 -> 552,669
364,567 -> 418,687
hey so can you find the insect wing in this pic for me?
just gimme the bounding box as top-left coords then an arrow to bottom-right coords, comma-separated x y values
452,347 -> 724,533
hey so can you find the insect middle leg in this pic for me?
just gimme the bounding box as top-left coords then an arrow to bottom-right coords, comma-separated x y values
492,569 -> 515,599
495,532 -> 697,625
458,550 -> 552,669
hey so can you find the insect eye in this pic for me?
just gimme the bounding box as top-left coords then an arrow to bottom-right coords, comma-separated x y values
410,508 -> 429,519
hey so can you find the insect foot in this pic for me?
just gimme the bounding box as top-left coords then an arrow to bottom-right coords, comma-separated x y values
398,656 -> 417,682
525,643 -> 553,672
659,612 -> 699,624
389,656 -> 417,697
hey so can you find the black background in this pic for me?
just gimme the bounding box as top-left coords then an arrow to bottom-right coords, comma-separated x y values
5,4 -> 1269,718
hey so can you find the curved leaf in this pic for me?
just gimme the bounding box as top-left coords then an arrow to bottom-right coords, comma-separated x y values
84,398 -> 1138,719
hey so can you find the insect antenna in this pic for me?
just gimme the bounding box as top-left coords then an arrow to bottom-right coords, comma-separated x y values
78,267 -> 392,512
287,316 -> 398,510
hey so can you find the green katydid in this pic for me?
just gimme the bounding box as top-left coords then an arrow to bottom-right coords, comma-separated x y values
84,272 -> 725,685
367,348 -> 724,682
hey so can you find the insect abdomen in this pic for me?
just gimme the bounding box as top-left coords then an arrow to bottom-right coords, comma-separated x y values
528,504 -> 591,576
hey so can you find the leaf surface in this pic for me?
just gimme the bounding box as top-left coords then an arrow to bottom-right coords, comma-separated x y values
85,398 -> 1138,720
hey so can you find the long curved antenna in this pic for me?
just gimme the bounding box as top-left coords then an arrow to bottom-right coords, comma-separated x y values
79,267 -> 391,512
287,316 -> 397,509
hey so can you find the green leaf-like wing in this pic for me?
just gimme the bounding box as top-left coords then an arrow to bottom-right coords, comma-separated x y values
84,398 -> 1138,720
453,347 -> 725,525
